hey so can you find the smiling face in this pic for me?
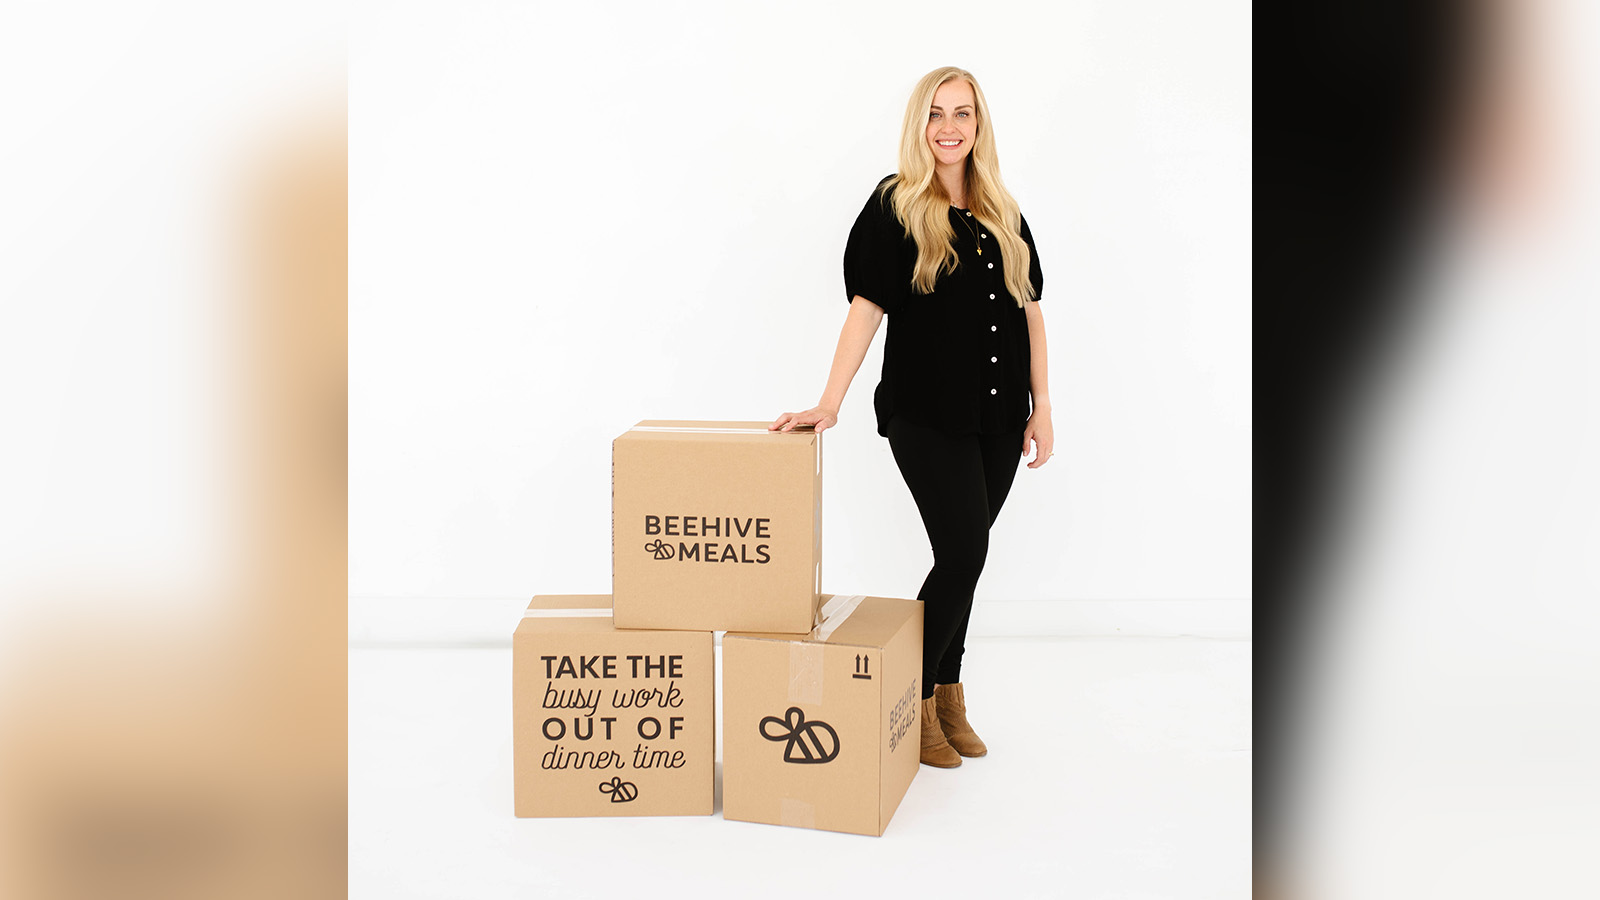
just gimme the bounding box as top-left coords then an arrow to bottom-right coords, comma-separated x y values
925,78 -> 977,170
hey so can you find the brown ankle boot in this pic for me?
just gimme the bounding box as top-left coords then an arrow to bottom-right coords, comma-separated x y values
934,683 -> 988,757
920,695 -> 961,767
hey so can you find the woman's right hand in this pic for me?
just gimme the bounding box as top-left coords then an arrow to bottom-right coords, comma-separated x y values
770,406 -> 838,433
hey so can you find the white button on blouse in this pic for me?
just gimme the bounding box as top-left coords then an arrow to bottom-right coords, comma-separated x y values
990,388 -> 997,395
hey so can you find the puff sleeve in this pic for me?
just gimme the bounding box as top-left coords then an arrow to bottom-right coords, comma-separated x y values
842,178 -> 911,316
1019,211 -> 1044,303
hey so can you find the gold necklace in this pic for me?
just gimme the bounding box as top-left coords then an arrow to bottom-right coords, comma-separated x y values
953,207 -> 983,255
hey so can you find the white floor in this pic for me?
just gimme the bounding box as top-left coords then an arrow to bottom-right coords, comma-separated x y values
350,637 -> 1251,899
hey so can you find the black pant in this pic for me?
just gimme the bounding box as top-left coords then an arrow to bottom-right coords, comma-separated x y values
886,414 -> 1023,699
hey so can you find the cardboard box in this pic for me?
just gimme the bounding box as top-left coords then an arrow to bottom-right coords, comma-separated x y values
513,595 -> 714,817
721,594 -> 923,836
612,420 -> 822,633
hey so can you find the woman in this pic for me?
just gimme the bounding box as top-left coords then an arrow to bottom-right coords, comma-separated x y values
770,67 -> 1053,768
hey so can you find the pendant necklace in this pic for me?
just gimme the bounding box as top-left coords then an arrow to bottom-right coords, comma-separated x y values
954,207 -> 983,255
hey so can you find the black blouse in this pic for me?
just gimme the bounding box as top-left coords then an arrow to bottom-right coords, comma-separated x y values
843,174 -> 1044,438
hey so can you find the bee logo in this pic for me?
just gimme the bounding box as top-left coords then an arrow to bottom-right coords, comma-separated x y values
598,776 -> 638,803
644,539 -> 674,560
759,706 -> 841,764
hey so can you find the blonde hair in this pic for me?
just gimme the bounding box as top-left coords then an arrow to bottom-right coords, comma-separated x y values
877,66 -> 1036,307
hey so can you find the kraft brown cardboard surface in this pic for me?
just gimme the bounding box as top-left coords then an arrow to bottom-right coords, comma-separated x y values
612,420 -> 822,633
512,595 -> 714,817
721,595 -> 923,836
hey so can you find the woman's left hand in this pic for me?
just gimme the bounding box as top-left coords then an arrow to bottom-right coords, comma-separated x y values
1022,409 -> 1054,469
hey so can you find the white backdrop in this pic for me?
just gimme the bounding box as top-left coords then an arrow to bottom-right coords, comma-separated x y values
350,0 -> 1251,639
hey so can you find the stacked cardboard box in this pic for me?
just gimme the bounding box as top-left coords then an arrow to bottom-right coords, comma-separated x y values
512,420 -> 922,834
723,594 -> 923,836
612,420 -> 823,633
513,595 -> 715,817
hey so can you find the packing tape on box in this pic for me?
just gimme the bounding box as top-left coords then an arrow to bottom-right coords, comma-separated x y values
788,642 -> 825,705
811,594 -> 866,643
786,595 -> 866,703
780,797 -> 817,829
522,608 -> 613,618
629,425 -> 785,434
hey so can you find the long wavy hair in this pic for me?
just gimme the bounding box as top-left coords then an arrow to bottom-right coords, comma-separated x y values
877,66 -> 1036,307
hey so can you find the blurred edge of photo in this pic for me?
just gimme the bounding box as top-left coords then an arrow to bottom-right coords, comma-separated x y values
0,6 -> 346,897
